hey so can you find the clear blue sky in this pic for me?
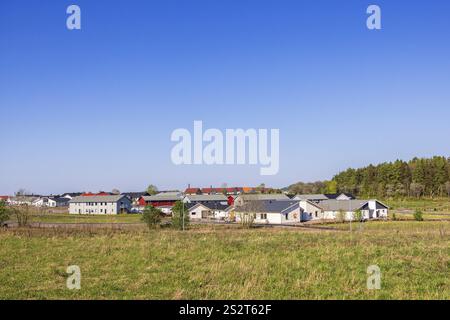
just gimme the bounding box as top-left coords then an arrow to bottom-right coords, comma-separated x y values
1,0 -> 450,195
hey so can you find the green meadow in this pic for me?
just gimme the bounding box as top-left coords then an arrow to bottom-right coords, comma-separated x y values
0,220 -> 448,300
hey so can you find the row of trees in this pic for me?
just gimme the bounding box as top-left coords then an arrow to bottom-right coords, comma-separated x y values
332,156 -> 450,198
287,156 -> 450,199
287,180 -> 337,195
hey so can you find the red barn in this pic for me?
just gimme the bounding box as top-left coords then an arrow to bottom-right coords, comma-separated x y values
138,192 -> 183,208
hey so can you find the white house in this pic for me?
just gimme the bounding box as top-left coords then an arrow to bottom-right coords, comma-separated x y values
33,197 -> 70,207
187,202 -> 232,220
69,195 -> 132,215
8,196 -> 39,206
234,200 -> 302,225
315,199 -> 389,221
298,199 -> 324,221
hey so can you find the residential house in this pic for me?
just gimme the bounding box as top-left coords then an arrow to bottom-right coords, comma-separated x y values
293,194 -> 329,202
183,194 -> 231,204
324,193 -> 355,200
138,192 -> 183,214
298,199 -> 324,221
0,196 -> 10,203
122,192 -> 148,205
294,193 -> 355,203
69,195 -> 132,214
315,199 -> 388,221
233,193 -> 290,207
33,196 -> 70,207
234,200 -> 302,225
9,196 -> 40,206
61,192 -> 83,200
187,201 -> 233,220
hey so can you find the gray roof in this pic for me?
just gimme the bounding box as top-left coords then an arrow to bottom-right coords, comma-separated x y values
188,202 -> 231,211
185,194 -> 228,202
237,194 -> 290,201
317,199 -> 368,211
236,200 -> 300,213
295,194 -> 329,201
69,195 -> 128,203
142,192 -> 183,202
53,197 -> 70,204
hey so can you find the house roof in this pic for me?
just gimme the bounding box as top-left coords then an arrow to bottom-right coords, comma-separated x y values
184,194 -> 229,202
141,192 -> 183,202
295,194 -> 329,201
236,194 -> 290,201
62,192 -> 83,197
188,202 -> 231,212
184,188 -> 202,194
324,193 -> 355,200
53,197 -> 70,204
317,199 -> 369,211
236,199 -> 300,213
122,192 -> 148,199
69,195 -> 128,203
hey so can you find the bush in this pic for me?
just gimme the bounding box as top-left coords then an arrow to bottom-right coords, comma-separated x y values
171,201 -> 190,230
10,205 -> 31,227
141,206 -> 162,229
414,210 -> 424,221
0,201 -> 10,226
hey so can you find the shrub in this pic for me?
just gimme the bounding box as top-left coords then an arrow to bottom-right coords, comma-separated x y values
10,205 -> 32,227
414,210 -> 424,221
141,206 -> 162,229
0,201 -> 10,226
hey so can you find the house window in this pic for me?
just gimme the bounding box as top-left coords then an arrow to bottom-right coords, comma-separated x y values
260,213 -> 267,219
192,211 -> 196,215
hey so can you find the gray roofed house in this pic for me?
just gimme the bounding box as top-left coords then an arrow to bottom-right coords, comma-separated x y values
293,194 -> 329,202
183,194 -> 229,203
317,199 -> 389,221
187,201 -> 233,220
141,191 -> 183,202
234,199 -> 302,224
233,193 -> 290,207
317,199 -> 369,212
69,195 -> 132,214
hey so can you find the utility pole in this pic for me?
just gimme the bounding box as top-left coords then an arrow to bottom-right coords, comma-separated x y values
182,201 -> 185,231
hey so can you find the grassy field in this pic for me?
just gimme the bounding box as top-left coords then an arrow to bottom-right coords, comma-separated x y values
0,221 -> 448,300
385,198 -> 450,214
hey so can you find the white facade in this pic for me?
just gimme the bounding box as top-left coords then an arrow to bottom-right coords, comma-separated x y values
299,200 -> 324,221
69,195 -> 132,215
234,206 -> 301,225
188,203 -> 231,220
320,200 -> 388,221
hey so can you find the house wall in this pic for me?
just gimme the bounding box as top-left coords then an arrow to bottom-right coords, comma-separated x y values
235,207 -> 301,225
299,200 -> 323,221
69,198 -> 131,215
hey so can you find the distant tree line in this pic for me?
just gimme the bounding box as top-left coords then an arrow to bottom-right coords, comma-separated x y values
288,156 -> 450,199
